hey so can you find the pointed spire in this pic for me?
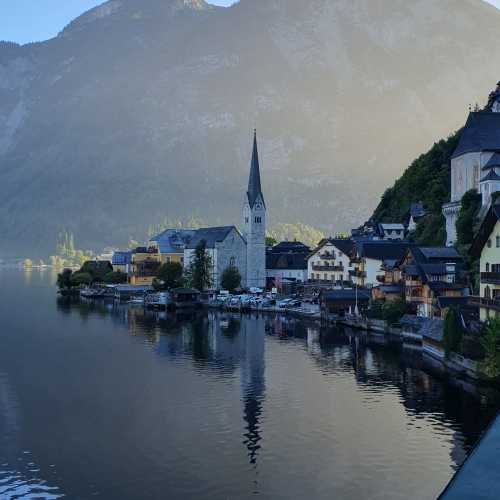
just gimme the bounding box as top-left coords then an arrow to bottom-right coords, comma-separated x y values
247,129 -> 265,208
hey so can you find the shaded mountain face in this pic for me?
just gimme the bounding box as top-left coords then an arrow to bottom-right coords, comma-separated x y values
1,0 -> 500,256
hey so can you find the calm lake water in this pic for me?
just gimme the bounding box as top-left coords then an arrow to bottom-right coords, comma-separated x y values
1,268 -> 500,500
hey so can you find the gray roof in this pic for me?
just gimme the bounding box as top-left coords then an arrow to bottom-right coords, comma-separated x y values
452,112 -> 500,159
482,152 -> 500,170
247,130 -> 265,208
480,169 -> 500,182
400,314 -> 428,329
418,246 -> 461,260
186,226 -> 239,249
321,289 -> 371,301
150,228 -> 196,254
356,241 -> 410,261
410,202 -> 425,218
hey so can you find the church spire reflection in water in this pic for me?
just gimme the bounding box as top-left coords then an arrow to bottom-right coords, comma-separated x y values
239,315 -> 266,466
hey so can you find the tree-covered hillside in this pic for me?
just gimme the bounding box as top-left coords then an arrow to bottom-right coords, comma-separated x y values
372,131 -> 460,245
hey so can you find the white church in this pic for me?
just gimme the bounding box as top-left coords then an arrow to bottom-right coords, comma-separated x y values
443,82 -> 500,246
183,131 -> 267,289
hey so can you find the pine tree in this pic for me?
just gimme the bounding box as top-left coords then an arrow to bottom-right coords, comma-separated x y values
190,239 -> 213,291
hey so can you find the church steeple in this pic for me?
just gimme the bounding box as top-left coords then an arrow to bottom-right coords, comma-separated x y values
247,130 -> 265,208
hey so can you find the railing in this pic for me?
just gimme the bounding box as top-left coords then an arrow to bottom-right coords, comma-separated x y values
469,296 -> 500,310
480,272 -> 500,284
312,265 -> 344,272
319,253 -> 336,260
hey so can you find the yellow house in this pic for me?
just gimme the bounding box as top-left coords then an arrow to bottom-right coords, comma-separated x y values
148,228 -> 197,267
129,246 -> 162,286
471,203 -> 500,321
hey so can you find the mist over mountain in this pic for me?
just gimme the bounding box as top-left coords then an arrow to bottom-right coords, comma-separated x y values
1,0 -> 500,256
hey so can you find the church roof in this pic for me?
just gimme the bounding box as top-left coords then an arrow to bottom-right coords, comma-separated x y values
247,130 -> 265,208
186,226 -> 241,249
481,169 -> 500,183
452,112 -> 500,159
482,153 -> 500,170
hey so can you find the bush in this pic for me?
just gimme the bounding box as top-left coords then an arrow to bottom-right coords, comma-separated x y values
156,262 -> 184,290
70,272 -> 93,287
381,298 -> 408,326
102,271 -> 128,284
443,307 -> 464,358
481,317 -> 500,379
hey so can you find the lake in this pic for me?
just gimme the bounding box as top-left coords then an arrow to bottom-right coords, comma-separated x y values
1,268 -> 499,500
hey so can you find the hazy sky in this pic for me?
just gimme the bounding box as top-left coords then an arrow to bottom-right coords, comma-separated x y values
0,0 -> 498,44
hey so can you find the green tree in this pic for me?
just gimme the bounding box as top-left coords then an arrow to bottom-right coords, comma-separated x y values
443,307 -> 464,358
456,190 -> 482,247
382,298 -> 408,326
70,272 -> 93,287
221,266 -> 241,293
57,269 -> 73,289
265,235 -> 277,247
190,240 -> 212,291
102,271 -> 128,284
155,262 -> 184,290
481,317 -> 500,379
372,132 -> 460,245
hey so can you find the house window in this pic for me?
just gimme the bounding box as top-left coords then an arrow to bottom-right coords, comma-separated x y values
497,236 -> 500,248
488,239 -> 492,248
485,286 -> 491,299
486,262 -> 490,272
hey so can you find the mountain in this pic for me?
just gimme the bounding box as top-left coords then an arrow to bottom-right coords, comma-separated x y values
1,0 -> 500,256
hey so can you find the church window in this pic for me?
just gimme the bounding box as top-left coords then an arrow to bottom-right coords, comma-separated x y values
245,217 -> 249,224
255,216 -> 262,224
230,257 -> 236,267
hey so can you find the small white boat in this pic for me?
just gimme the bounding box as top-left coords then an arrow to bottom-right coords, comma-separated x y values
128,296 -> 145,305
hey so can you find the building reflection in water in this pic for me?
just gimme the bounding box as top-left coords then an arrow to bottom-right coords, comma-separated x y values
55,298 -> 500,472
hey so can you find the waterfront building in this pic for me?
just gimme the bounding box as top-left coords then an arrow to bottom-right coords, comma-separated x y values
112,251 -> 133,274
129,246 -> 162,285
349,241 -> 409,288
148,229 -> 196,266
399,246 -> 467,318
470,201 -> 500,321
266,241 -> 310,290
307,238 -> 354,284
320,289 -> 371,318
443,82 -> 500,246
183,226 -> 247,290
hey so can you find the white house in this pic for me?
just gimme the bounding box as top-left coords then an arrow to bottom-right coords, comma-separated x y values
307,239 -> 355,283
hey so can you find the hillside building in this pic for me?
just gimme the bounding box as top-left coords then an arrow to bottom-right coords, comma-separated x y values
470,202 -> 500,321
443,82 -> 500,246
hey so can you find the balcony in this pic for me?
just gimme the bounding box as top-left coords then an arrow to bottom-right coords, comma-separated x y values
480,272 -> 500,285
349,270 -> 366,278
312,264 -> 344,272
469,296 -> 500,311
319,252 -> 336,260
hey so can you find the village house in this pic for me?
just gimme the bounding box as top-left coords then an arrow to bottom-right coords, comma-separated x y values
470,201 -> 500,321
400,246 -> 468,318
407,202 -> 426,233
266,241 -> 310,290
129,246 -> 162,286
320,289 -> 371,318
112,250 -> 132,274
377,223 -> 406,241
349,241 -> 409,288
307,238 -> 355,284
